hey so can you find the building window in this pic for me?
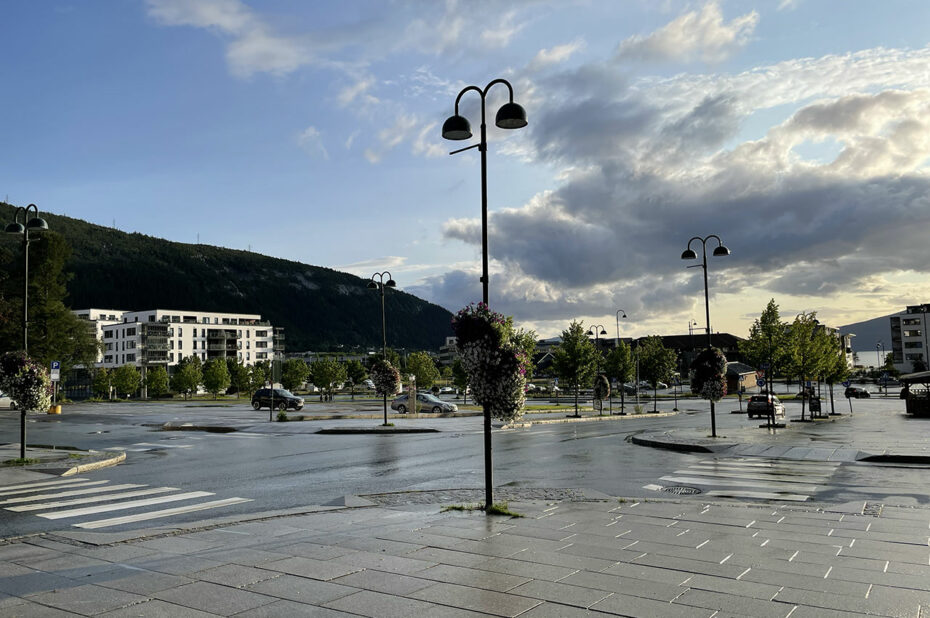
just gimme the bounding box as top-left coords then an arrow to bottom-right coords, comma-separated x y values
256,330 -> 267,337
169,353 -> 174,362
192,341 -> 197,350
904,330 -> 922,337
903,318 -> 921,326
179,341 -> 183,350
103,331 -> 113,339
256,341 -> 268,348
906,353 -> 924,361
905,342 -> 923,349
178,327 -> 182,336
126,327 -> 136,336
126,353 -> 136,362
104,355 -> 113,363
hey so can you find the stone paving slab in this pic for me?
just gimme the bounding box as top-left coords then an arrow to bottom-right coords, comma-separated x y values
2,493 -> 930,615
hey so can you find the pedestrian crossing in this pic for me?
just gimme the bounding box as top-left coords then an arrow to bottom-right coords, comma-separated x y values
0,476 -> 251,529
644,457 -> 843,502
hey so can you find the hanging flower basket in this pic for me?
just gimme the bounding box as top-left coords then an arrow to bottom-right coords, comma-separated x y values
370,359 -> 400,396
452,303 -> 528,423
689,347 -> 728,402
593,374 -> 610,400
0,352 -> 52,413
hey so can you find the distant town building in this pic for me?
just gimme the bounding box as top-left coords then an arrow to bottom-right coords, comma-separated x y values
73,308 -> 284,369
890,304 -> 930,373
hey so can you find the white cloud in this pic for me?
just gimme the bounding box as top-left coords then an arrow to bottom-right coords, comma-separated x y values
296,126 -> 329,160
529,40 -> 585,71
145,0 -> 312,78
617,1 -> 759,63
338,76 -> 378,107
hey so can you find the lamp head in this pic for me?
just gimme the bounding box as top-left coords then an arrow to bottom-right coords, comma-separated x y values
712,244 -> 730,257
495,102 -> 527,129
5,221 -> 25,235
442,114 -> 472,140
599,328 -> 607,336
681,248 -> 697,260
367,281 -> 378,289
385,279 -> 396,288
26,217 -> 48,231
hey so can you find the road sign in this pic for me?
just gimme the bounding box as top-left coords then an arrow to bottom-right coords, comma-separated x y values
842,380 -> 851,387
50,361 -> 60,382
756,378 -> 765,387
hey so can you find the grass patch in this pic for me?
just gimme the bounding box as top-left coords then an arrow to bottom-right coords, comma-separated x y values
3,458 -> 41,465
68,453 -> 90,459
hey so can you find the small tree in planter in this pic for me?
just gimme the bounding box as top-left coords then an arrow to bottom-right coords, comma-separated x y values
689,347 -> 727,436
371,358 -> 401,426
0,352 -> 53,459
453,303 -> 531,423
592,374 -> 610,415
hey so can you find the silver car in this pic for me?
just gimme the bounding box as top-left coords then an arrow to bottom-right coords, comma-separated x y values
391,392 -> 458,414
0,392 -> 13,409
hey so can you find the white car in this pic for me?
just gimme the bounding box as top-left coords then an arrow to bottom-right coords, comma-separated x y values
0,392 -> 14,409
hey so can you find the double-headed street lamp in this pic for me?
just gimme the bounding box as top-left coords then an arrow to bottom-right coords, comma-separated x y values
368,271 -> 396,426
5,204 -> 49,459
682,234 -> 730,438
588,325 -> 608,416
443,78 -> 527,511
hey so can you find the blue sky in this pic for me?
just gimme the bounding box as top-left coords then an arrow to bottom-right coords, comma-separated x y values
3,1 -> 930,342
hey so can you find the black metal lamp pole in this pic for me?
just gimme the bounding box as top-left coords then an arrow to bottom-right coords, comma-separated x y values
876,341 -> 885,395
681,234 -> 730,438
5,204 -> 49,459
443,78 -> 527,510
368,272 -> 396,426
588,325 -> 607,415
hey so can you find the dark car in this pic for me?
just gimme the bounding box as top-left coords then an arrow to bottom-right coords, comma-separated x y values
844,386 -> 870,399
251,388 -> 304,411
746,394 -> 785,419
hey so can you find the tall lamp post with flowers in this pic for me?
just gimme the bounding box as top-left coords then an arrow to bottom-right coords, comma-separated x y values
443,78 -> 528,510
368,271 -> 396,424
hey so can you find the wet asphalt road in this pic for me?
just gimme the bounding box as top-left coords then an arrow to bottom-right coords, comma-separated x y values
0,395 -> 925,538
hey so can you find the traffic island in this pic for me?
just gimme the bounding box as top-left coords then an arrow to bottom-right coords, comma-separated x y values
0,444 -> 126,476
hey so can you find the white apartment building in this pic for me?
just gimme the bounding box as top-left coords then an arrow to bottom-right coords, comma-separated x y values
74,308 -> 284,369
890,304 -> 930,373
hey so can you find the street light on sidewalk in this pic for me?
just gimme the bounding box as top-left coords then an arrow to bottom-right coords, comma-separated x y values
368,271 -> 396,426
5,203 -> 49,459
681,234 -> 730,438
443,77 -> 527,511
876,340 -> 886,395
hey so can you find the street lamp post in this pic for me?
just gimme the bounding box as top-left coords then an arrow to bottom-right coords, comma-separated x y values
5,204 -> 49,459
614,310 -> 628,414
615,310 -> 627,348
876,340 -> 886,396
368,271 -> 396,426
443,78 -> 527,511
588,325 -> 607,415
681,234 -> 730,438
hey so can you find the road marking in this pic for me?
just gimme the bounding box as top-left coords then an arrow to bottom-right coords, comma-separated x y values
0,478 -> 96,495
74,497 -> 252,529
37,491 -> 214,519
0,484 -> 144,506
110,442 -> 195,451
704,490 -> 811,502
7,487 -> 180,512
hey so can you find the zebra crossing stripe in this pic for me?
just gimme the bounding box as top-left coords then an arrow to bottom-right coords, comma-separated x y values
36,491 -> 214,520
704,489 -> 810,502
0,484 -> 143,506
7,487 -> 180,512
0,478 -> 95,496
74,497 -> 252,529
670,468 -> 832,485
658,475 -> 819,493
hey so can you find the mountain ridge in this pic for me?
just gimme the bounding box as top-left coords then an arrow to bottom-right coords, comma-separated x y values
0,203 -> 453,352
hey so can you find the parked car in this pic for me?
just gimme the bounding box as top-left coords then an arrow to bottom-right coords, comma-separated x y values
746,394 -> 785,419
439,386 -> 455,394
362,379 -> 375,389
251,388 -> 304,411
391,392 -> 458,414
845,386 -> 871,398
0,392 -> 13,409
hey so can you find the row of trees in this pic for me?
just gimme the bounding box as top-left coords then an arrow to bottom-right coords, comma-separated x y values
738,300 -> 850,417
88,349 -> 448,400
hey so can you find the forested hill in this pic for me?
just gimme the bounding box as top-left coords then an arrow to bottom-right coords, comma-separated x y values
0,203 -> 453,352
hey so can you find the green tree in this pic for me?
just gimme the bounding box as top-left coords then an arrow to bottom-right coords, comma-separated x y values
248,364 -> 267,395
739,299 -> 789,387
227,360 -> 249,397
786,312 -> 832,420
280,358 -> 310,392
92,368 -> 111,399
145,365 -> 169,398
309,358 -> 346,401
883,353 -> 900,378
406,351 -> 440,390
551,321 -> 599,417
170,355 -> 203,399
0,232 -> 100,379
344,359 -> 367,400
111,364 -> 141,399
202,358 -> 231,399
451,358 -> 469,402
605,341 -> 635,412
822,333 -> 850,414
638,335 -> 678,412
382,348 -> 403,370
